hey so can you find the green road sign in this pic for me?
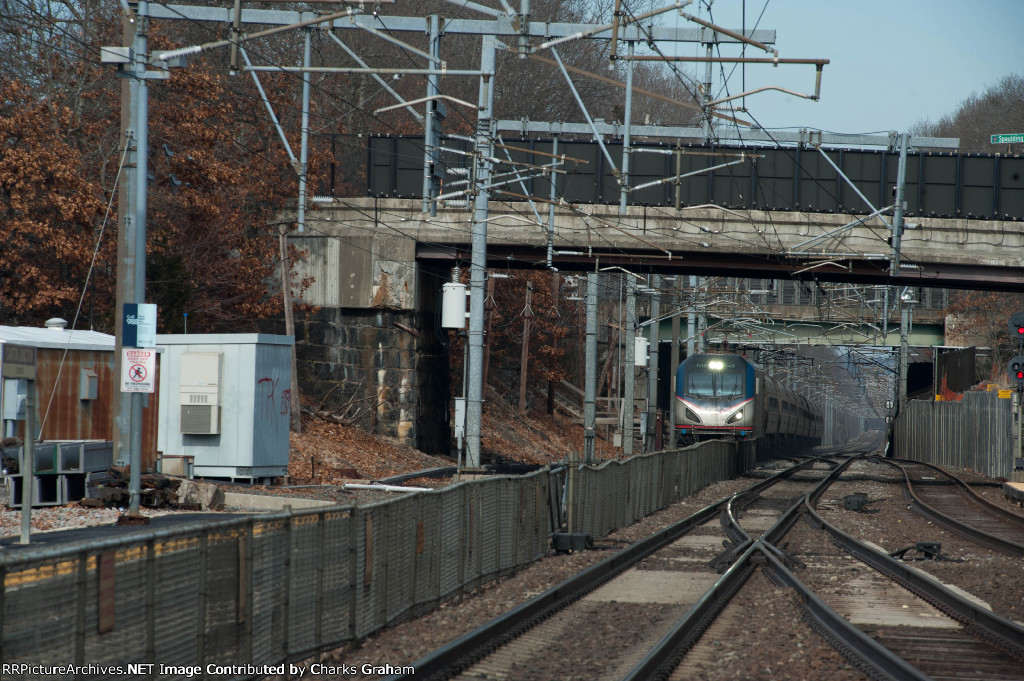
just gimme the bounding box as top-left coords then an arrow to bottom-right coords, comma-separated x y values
991,133 -> 1024,144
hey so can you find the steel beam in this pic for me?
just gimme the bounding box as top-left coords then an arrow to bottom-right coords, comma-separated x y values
152,4 -> 776,44
413,244 -> 1024,292
494,120 -> 958,148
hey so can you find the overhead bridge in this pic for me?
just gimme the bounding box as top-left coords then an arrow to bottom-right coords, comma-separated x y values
342,136 -> 1024,291
307,196 -> 1024,295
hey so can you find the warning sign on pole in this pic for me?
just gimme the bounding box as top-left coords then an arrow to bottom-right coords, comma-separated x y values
122,348 -> 156,393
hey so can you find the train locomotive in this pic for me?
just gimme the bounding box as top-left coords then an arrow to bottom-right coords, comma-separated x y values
674,352 -> 823,449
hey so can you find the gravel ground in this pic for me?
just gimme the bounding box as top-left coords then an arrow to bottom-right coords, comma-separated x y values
816,460 -> 1024,623
0,477 -> 454,539
671,571 -> 870,681
0,490 -> 181,537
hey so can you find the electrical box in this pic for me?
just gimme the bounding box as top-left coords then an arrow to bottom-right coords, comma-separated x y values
551,532 -> 591,553
79,369 -> 98,401
179,352 -> 221,434
441,282 -> 467,329
454,397 -> 466,439
634,336 -> 649,367
2,378 -> 26,420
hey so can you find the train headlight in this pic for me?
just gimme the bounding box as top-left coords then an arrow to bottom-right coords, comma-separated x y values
728,410 -> 744,423
684,407 -> 701,423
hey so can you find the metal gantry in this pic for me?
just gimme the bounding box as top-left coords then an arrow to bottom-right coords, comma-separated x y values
106,0 -> 959,465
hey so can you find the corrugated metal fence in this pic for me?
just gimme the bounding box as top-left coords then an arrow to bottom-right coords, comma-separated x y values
0,442 -> 741,680
894,391 -> 1014,478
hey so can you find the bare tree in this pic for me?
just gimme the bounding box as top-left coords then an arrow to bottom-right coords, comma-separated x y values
913,74 -> 1024,152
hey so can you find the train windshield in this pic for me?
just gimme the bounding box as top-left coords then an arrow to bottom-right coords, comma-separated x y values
684,360 -> 746,398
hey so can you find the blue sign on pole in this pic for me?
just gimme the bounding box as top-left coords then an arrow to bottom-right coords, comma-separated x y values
123,303 -> 157,348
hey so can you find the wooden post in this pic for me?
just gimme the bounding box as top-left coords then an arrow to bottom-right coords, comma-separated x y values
280,225 -> 302,433
519,281 -> 533,414
597,325 -> 620,401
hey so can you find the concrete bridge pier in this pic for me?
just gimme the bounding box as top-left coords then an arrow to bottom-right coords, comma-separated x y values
265,228 -> 452,454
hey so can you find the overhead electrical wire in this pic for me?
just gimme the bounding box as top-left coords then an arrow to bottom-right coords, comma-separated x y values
5,1 -> 933,349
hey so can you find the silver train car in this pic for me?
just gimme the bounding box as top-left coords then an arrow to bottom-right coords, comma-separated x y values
673,352 -> 823,448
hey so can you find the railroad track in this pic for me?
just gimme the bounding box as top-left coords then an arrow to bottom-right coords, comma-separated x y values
890,459 -> 1024,556
629,459 -> 1024,681
392,451 -> 1024,681
795,481 -> 1024,681
392,456 -> 838,681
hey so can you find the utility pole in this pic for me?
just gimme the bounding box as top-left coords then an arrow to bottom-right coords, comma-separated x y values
280,224 -> 300,433
669,280 -> 680,444
113,2 -> 150,518
584,272 -> 598,464
697,277 -> 708,352
687,275 -> 696,357
623,276 -> 636,456
646,275 -> 660,453
889,132 -> 910,437
899,299 -> 912,414
483,273 -> 495,391
890,133 -> 909,277
464,36 -> 497,469
283,27 -> 312,435
701,25 -> 715,142
105,2 -> 191,517
618,40 -> 635,214
422,14 -> 442,216
519,280 -> 532,414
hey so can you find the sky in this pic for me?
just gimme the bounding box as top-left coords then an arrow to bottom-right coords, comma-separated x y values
660,0 -> 1024,137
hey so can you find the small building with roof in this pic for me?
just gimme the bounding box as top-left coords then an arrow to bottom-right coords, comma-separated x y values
0,319 -> 160,473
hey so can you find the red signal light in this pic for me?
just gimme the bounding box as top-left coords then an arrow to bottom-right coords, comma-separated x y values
1007,355 -> 1024,383
1018,326 -> 1024,335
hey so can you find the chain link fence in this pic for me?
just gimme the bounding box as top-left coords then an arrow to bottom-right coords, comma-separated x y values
1,442 -> 743,679
570,441 -> 742,538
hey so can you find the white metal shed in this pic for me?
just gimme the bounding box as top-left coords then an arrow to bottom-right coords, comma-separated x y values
156,333 -> 293,482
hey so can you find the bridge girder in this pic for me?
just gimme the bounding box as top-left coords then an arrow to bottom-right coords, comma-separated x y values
320,198 -> 1024,292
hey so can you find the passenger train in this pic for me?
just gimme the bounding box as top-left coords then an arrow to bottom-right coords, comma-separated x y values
674,352 -> 823,448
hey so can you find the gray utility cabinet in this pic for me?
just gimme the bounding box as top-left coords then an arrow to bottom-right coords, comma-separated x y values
156,334 -> 293,482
